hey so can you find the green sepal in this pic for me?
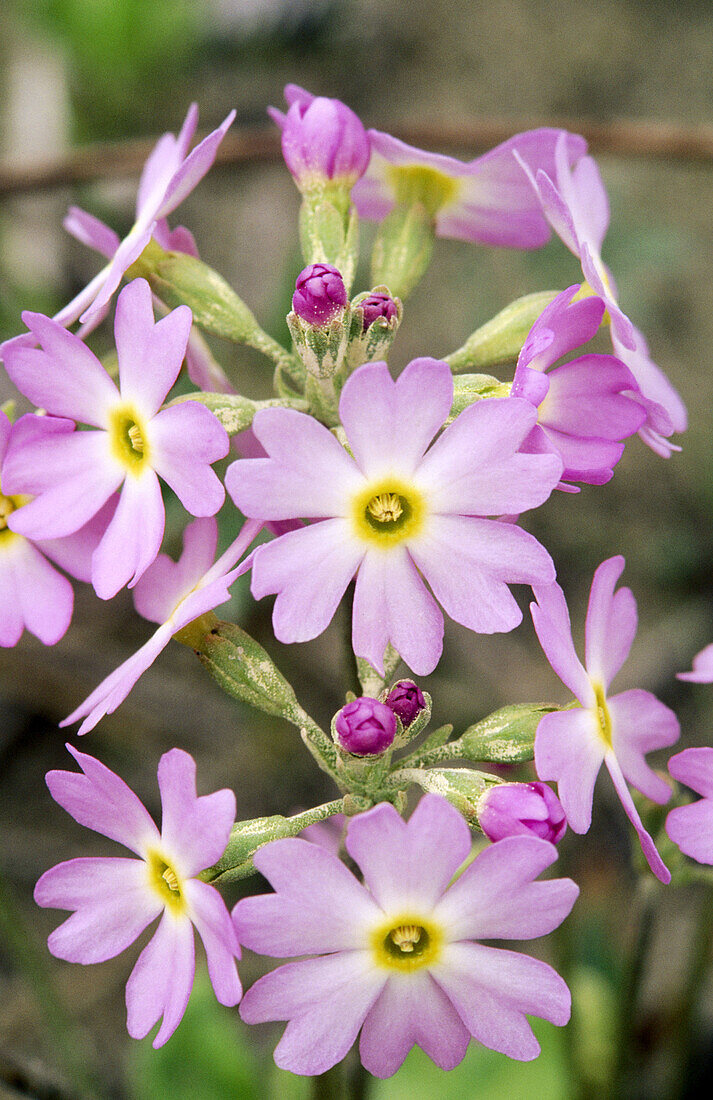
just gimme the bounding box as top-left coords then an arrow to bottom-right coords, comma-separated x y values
195,620 -> 306,725
392,766 -> 495,823
446,374 -> 511,423
357,644 -> 401,698
128,240 -> 298,374
380,686 -> 432,749
0,400 -> 16,423
446,291 -> 560,373
458,702 -> 564,763
169,392 -> 308,435
370,203 -> 434,300
343,287 -> 403,376
202,800 -> 348,885
287,307 -> 351,381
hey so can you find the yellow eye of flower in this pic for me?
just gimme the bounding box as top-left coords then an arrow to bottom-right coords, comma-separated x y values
147,851 -> 185,913
592,682 -> 613,749
371,915 -> 443,971
109,405 -> 151,473
351,478 -> 426,547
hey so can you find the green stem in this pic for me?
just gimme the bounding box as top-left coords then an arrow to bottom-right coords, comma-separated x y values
400,739 -> 467,769
609,877 -> 657,1097
248,327 -> 302,377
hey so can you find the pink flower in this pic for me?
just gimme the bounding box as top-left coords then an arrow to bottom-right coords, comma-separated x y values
0,410 -> 114,646
2,279 -> 229,599
5,104 -> 235,349
531,556 -> 679,882
478,782 -> 566,844
225,358 -> 562,676
61,515 -> 262,735
511,285 -> 646,489
666,748 -> 713,864
234,794 -> 578,1077
35,746 -> 241,1048
515,134 -> 687,456
677,642 -> 713,683
351,126 -> 587,249
269,84 -> 370,190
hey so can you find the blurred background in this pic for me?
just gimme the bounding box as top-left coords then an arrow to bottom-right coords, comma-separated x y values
1,0 -> 713,1096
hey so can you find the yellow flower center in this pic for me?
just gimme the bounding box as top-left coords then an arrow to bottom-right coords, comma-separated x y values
109,404 -> 151,473
0,479 -> 31,546
351,478 -> 426,547
592,682 -> 613,749
371,914 -> 443,971
388,164 -> 460,218
146,851 -> 186,913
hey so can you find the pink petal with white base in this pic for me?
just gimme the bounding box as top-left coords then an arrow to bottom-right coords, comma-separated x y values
149,403 -> 228,515
91,469 -> 165,598
182,878 -> 241,1005
36,857 -> 160,963
345,797 -> 471,913
158,749 -> 235,877
125,910 -> 196,1047
239,952 -> 384,1077
535,708 -> 604,833
46,744 -> 160,853
115,279 -> 192,416
352,545 -> 444,676
251,520 -> 363,643
433,942 -> 570,1061
339,359 -> 453,478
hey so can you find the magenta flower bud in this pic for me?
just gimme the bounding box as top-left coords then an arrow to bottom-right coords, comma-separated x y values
385,680 -> 426,728
479,782 -> 566,844
277,94 -> 370,189
360,291 -> 398,332
292,263 -> 348,326
334,697 -> 397,756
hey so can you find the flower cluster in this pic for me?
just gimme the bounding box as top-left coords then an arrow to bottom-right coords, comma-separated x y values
3,83 -> 706,1088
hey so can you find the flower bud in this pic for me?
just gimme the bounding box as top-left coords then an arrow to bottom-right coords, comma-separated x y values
385,680 -> 426,728
278,95 -> 370,191
360,291 -> 398,332
478,781 -> 566,844
292,263 -> 348,326
334,697 -> 397,756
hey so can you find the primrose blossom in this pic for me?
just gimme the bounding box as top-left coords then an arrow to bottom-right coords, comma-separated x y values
226,358 -> 562,676
234,794 -> 578,1077
666,748 -> 713,865
515,134 -> 687,455
35,746 -> 241,1048
61,515 -> 263,736
511,285 -> 646,489
2,279 -> 229,600
531,556 -> 679,883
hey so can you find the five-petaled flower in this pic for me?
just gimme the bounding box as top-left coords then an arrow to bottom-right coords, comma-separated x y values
531,556 -> 679,882
234,794 -> 578,1078
226,357 -> 562,676
35,746 -> 242,1048
2,278 -> 229,600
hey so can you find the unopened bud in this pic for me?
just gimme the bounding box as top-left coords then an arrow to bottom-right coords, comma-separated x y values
334,697 -> 396,756
478,781 -> 566,844
385,680 -> 426,728
292,263 -> 348,326
361,291 -> 398,332
274,91 -> 370,192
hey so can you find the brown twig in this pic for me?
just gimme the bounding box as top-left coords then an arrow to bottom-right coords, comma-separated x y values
1,116 -> 713,198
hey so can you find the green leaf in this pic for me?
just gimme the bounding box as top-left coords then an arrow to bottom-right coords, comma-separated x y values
459,702 -> 563,763
446,291 -> 559,373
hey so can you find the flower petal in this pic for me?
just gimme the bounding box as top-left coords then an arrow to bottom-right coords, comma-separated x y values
668,747 -> 713,798
239,952 -> 384,1077
345,797 -> 471,913
433,943 -> 571,1061
605,753 -> 670,883
149,403 -> 228,515
583,556 -> 636,688
251,520 -> 363,643
115,279 -> 192,416
91,470 -> 164,599
352,546 -> 443,676
338,360 -> 453,479
45,744 -> 160,853
666,798 -> 713,864
235,837 -> 381,955
158,748 -> 235,877
678,643 -> 713,684
64,206 -> 120,258
410,515 -> 554,635
0,537 -> 73,645
132,517 -> 218,624
35,857 -> 160,963
530,581 -> 593,705
608,689 -> 678,803
433,835 -> 578,941
126,911 -> 196,1048
182,878 -> 241,1006
535,708 -> 604,833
